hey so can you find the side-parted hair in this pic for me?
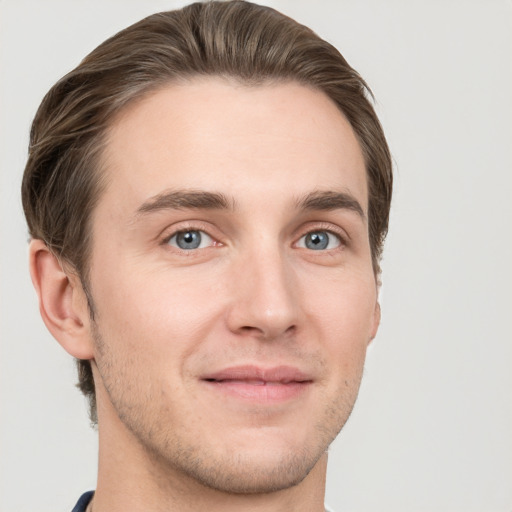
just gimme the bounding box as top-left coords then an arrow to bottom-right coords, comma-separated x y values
22,0 -> 392,424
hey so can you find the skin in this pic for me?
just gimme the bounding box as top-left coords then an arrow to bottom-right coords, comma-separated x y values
30,78 -> 380,512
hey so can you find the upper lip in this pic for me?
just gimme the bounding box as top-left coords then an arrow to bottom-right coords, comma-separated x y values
202,365 -> 313,384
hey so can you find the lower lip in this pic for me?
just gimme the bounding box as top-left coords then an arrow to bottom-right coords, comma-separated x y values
202,380 -> 311,402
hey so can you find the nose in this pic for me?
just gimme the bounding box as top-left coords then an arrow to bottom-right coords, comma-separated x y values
225,245 -> 300,341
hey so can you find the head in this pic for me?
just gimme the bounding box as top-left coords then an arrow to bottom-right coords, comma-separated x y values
23,0 -> 392,494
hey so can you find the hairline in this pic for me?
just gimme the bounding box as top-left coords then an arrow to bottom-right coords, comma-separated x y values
76,75 -> 374,284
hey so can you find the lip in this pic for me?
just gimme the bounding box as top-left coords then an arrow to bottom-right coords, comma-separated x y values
201,365 -> 313,402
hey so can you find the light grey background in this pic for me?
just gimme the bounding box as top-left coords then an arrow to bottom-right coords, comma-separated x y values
1,1 -> 511,511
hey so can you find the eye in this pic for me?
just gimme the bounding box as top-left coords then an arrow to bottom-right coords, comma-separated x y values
166,230 -> 214,250
296,230 -> 342,251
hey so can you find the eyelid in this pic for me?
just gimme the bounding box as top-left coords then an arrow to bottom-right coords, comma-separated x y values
167,230 -> 215,250
293,222 -> 349,247
157,220 -> 349,252
295,231 -> 342,251
159,221 -> 222,248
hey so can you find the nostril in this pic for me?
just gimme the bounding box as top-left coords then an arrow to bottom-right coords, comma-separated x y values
236,323 -> 297,340
240,326 -> 260,333
284,325 -> 296,335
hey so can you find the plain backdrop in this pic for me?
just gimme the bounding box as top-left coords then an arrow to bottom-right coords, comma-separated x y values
1,1 -> 511,511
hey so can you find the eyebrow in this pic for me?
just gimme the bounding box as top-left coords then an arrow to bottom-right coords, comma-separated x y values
134,188 -> 364,220
295,190 -> 365,219
136,190 -> 234,216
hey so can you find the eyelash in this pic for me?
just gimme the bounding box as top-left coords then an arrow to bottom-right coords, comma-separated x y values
302,221 -> 349,251
295,228 -> 345,251
160,223 -> 348,253
160,222 -> 219,251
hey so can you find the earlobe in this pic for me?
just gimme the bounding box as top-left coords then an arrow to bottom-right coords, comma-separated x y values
368,301 -> 381,345
29,239 -> 94,360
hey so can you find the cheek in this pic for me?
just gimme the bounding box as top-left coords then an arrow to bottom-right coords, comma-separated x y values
90,262 -> 225,360
302,269 -> 377,362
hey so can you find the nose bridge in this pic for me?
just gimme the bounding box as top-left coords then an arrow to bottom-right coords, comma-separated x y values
227,236 -> 299,339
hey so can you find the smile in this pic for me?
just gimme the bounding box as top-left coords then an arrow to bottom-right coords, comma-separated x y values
201,365 -> 313,402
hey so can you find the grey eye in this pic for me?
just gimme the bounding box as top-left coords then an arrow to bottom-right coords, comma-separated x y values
168,230 -> 213,250
297,231 -> 341,251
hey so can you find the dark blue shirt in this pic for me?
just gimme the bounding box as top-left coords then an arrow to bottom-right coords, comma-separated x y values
71,491 -> 94,512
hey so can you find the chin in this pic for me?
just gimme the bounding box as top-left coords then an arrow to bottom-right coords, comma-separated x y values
173,445 -> 324,495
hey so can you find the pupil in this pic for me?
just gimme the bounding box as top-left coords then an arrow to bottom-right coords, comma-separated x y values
306,232 -> 328,250
177,231 -> 201,249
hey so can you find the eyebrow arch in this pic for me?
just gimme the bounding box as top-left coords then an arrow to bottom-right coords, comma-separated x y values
295,190 -> 365,219
136,189 -> 234,216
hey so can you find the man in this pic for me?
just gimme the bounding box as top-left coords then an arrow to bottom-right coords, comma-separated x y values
22,1 -> 392,511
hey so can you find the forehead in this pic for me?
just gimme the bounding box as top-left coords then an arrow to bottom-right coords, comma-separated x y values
99,78 -> 367,216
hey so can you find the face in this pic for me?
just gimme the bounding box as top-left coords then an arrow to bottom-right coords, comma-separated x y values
86,78 -> 380,493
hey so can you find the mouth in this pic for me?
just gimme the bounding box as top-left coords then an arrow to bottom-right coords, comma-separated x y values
201,365 -> 313,402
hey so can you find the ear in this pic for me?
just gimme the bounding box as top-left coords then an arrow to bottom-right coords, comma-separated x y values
368,301 -> 381,345
29,239 -> 94,359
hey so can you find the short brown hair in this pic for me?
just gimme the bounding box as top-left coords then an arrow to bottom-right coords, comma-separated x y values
22,0 -> 392,424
